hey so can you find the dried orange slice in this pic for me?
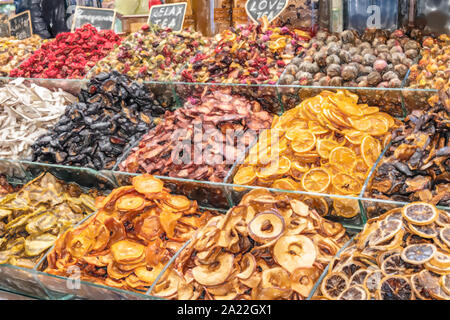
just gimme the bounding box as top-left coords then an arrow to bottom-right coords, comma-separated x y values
401,243 -> 437,265
361,136 -> 381,168
115,194 -> 145,211
317,139 -> 341,159
291,130 -> 316,154
301,168 -> 331,193
233,166 -> 257,186
361,106 -> 380,115
332,174 -> 362,195
308,121 -> 329,135
350,116 -> 389,136
329,147 -> 356,172
337,285 -> 369,300
333,198 -> 360,219
291,161 -> 310,174
286,126 -> 309,141
132,175 -> 164,195
402,202 -> 438,226
440,227 -> 450,247
349,269 -> 370,286
343,130 -> 366,145
320,272 -> 349,299
377,275 -> 413,300
256,161 -> 279,179
272,178 -> 299,191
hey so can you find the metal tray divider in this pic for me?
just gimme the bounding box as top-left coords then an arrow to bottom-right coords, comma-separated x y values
146,239 -> 192,297
306,236 -> 356,300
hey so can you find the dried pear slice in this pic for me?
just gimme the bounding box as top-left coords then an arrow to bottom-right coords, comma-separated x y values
115,194 -> 145,211
290,267 -> 316,297
24,233 -> 57,257
25,213 -> 57,234
111,240 -> 146,264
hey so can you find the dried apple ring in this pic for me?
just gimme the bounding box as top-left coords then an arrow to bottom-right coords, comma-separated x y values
192,253 -> 234,287
248,212 -> 285,243
273,235 -> 317,273
290,267 -> 316,297
402,202 -> 438,226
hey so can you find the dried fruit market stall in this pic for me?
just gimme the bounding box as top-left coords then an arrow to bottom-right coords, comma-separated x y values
0,0 -> 449,301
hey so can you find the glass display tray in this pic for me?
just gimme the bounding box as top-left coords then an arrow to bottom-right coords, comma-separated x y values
1,159 -> 446,299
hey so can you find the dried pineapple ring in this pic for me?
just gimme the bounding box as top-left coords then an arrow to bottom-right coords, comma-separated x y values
401,243 -> 437,265
337,285 -> 369,300
320,272 -> 349,300
115,194 -> 145,211
329,147 -> 356,172
402,202 -> 438,226
132,174 -> 164,195
301,168 -> 330,193
377,275 -> 413,300
361,135 -> 381,168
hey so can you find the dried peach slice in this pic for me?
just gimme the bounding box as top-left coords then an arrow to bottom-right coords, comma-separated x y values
132,175 -> 164,195
401,243 -> 437,265
115,194 -> 145,211
402,202 -> 438,226
111,240 -> 145,264
320,272 -> 349,299
301,168 -> 331,193
361,135 -> 381,168
377,275 -> 413,300
164,195 -> 191,211
337,285 -> 369,300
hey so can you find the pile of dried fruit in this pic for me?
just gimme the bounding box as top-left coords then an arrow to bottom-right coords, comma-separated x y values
181,19 -> 311,84
163,189 -> 348,300
31,72 -> 163,171
275,0 -> 319,31
45,175 -> 215,293
407,34 -> 449,107
0,172 -> 96,268
0,35 -> 43,77
367,103 -> 449,208
233,90 -> 397,217
314,203 -> 450,300
91,25 -> 211,82
119,90 -> 273,182
0,78 -> 76,160
0,175 -> 15,196
10,24 -> 121,79
280,28 -> 421,88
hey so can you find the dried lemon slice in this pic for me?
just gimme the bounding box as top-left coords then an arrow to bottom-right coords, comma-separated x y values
320,272 -> 349,299
349,269 -> 370,286
234,166 -> 257,186
361,136 -> 381,168
380,253 -> 420,276
363,270 -> 383,295
441,274 -> 450,296
440,227 -> 450,247
411,273 -> 432,300
301,168 -> 331,193
290,130 -> 316,154
332,174 -> 362,195
408,223 -> 438,239
272,178 -> 299,191
401,243 -> 437,265
337,285 -> 369,300
377,275 -> 413,300
402,202 -> 438,226
329,147 -> 356,172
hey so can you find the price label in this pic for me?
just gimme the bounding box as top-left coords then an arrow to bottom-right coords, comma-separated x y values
148,3 -> 187,32
8,10 -> 32,40
245,0 -> 288,24
71,6 -> 116,31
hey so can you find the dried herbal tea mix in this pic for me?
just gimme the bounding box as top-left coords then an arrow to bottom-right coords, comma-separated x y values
0,172 -> 96,268
45,175 -> 215,293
